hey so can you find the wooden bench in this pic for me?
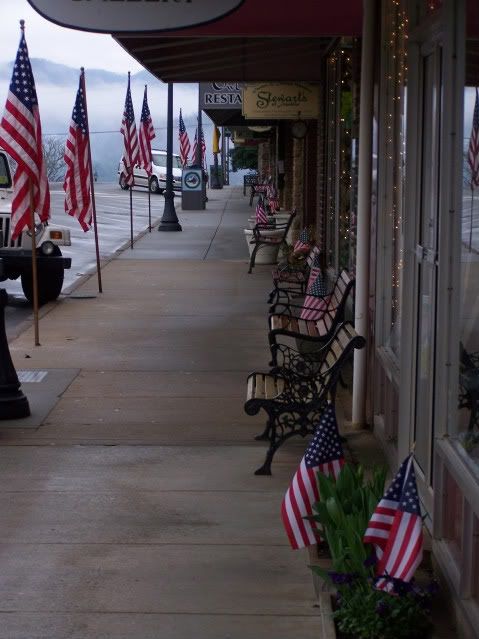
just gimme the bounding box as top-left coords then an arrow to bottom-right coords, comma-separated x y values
267,245 -> 320,305
243,172 -> 258,196
248,209 -> 297,274
244,322 -> 365,475
267,269 -> 355,367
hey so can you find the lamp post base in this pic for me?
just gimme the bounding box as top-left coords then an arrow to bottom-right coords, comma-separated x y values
158,189 -> 182,232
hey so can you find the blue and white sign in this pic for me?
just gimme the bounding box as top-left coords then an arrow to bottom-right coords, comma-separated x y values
182,168 -> 202,192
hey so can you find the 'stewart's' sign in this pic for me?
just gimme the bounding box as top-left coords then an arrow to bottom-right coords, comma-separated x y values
199,83 -> 243,109
242,83 -> 319,119
27,0 -> 244,33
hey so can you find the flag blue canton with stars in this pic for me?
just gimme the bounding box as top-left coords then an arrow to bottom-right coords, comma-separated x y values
299,228 -> 310,243
304,404 -> 344,468
72,84 -> 87,135
308,272 -> 328,297
10,33 -> 38,109
385,456 -> 421,515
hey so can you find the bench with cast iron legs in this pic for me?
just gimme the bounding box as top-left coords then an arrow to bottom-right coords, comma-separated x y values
267,245 -> 320,305
248,209 -> 297,274
267,269 -> 355,368
244,321 -> 365,475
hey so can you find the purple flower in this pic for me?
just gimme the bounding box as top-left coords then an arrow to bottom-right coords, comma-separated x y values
375,600 -> 389,616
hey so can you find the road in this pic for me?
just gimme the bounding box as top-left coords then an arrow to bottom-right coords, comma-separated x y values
4,183 -> 166,337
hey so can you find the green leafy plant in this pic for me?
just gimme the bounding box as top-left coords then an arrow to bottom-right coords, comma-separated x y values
310,463 -> 435,639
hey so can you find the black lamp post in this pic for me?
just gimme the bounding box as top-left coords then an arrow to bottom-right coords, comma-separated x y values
158,82 -> 182,232
0,289 -> 30,419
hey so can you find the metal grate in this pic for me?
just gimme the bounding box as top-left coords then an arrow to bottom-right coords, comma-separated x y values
0,215 -> 22,247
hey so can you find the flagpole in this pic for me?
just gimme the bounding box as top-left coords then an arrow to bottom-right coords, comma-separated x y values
469,185 -> 474,252
28,180 -> 40,346
129,186 -> 134,248
148,188 -> 151,232
80,68 -> 102,293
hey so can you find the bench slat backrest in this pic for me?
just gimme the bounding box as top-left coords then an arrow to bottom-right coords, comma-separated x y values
314,269 -> 355,334
315,322 -> 364,396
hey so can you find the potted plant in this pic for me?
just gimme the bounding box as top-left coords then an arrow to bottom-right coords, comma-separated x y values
310,463 -> 437,639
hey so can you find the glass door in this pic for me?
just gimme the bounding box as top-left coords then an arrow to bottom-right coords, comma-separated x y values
412,42 -> 442,485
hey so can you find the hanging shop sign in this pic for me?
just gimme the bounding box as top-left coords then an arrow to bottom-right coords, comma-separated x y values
199,83 -> 243,109
26,0 -> 244,33
242,83 -> 319,119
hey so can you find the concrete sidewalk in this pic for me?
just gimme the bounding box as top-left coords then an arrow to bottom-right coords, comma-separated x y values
0,187 -> 321,638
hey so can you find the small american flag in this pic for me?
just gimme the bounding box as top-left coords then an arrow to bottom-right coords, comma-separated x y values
63,72 -> 92,232
363,455 -> 423,592
282,403 -> 345,550
294,228 -> 312,254
306,253 -> 322,289
178,109 -> 190,167
0,23 -> 50,240
300,271 -> 329,320
120,73 -> 139,187
468,88 -> 479,188
192,125 -> 206,168
267,183 -> 279,212
138,85 -> 155,176
255,199 -> 268,225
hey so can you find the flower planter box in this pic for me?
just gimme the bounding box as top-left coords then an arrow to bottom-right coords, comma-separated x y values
243,228 -> 283,265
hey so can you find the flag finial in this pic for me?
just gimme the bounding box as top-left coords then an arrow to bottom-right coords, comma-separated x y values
20,19 -> 25,31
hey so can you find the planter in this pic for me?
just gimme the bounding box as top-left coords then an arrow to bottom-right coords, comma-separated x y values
243,228 -> 283,265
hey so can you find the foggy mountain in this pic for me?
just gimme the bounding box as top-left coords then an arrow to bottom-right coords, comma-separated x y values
0,58 -> 214,181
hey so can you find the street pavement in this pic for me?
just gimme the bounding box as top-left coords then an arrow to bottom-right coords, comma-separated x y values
0,186 -> 322,639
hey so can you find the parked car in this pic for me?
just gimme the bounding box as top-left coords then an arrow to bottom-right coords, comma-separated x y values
0,149 -> 72,305
118,150 -> 183,193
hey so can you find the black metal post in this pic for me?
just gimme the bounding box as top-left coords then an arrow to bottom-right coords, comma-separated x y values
0,289 -> 30,419
158,82 -> 182,232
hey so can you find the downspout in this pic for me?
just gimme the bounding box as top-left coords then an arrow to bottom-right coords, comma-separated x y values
352,0 -> 377,427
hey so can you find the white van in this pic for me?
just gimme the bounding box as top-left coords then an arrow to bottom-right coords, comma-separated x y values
118,150 -> 182,193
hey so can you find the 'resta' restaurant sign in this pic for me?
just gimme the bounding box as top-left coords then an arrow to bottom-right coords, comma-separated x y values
199,83 -> 243,109
26,0 -> 244,33
242,83 -> 319,119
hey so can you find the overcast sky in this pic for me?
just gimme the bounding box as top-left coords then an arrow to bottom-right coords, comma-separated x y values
0,0 -> 143,74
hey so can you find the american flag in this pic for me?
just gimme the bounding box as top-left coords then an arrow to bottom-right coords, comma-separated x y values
363,455 -> 423,592
468,87 -> 479,188
63,73 -> 92,232
192,125 -> 206,168
120,73 -> 139,187
300,271 -> 330,320
178,109 -> 190,167
281,403 -> 345,550
0,24 -> 50,240
255,198 -> 268,225
306,252 -> 322,289
138,85 -> 155,176
266,183 -> 279,212
294,228 -> 312,254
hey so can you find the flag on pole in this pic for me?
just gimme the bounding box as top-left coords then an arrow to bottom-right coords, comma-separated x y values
63,72 -> 93,232
363,454 -> 423,592
0,22 -> 50,240
293,228 -> 312,254
300,271 -> 330,320
138,85 -> 155,175
468,87 -> 479,188
281,403 -> 345,550
120,73 -> 139,187
178,109 -> 190,167
192,125 -> 206,168
255,198 -> 268,225
212,125 -> 221,154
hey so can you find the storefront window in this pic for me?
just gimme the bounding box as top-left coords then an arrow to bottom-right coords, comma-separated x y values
378,0 -> 408,357
458,40 -> 479,461
324,41 -> 355,273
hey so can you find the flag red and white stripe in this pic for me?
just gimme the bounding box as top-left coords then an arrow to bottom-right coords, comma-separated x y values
281,403 -> 345,549
120,73 -> 139,187
364,455 -> 423,591
468,87 -> 479,188
0,24 -> 50,240
63,72 -> 92,231
138,85 -> 155,176
178,109 -> 190,167
300,272 -> 330,321
255,198 -> 268,225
